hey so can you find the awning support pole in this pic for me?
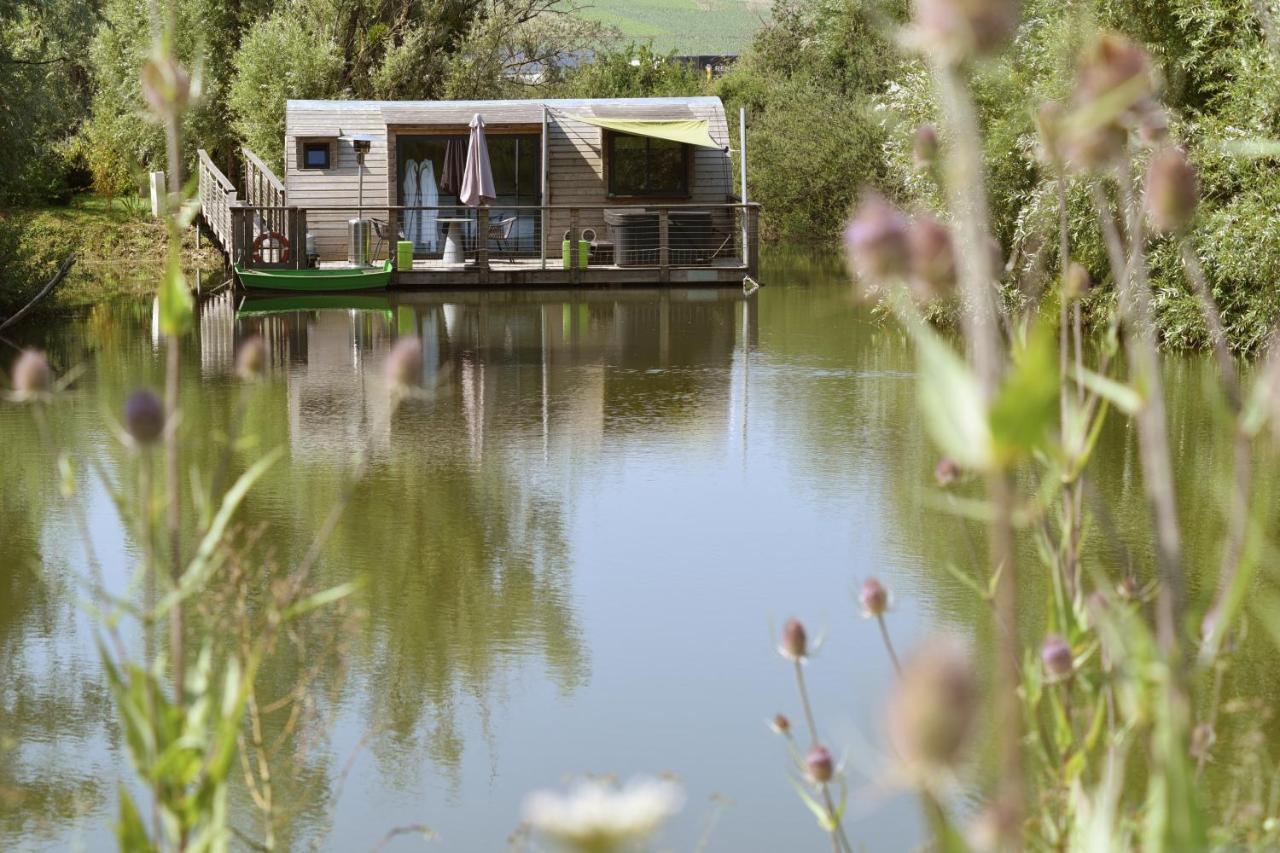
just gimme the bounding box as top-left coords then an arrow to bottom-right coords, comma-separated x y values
739,106 -> 749,270
541,105 -> 549,270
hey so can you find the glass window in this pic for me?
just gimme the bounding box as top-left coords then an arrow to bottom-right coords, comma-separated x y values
397,133 -> 542,256
302,142 -> 331,170
607,133 -> 689,197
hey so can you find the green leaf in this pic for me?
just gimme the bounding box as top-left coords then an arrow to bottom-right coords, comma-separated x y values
1215,138 -> 1280,159
158,252 -> 194,338
1074,367 -> 1142,415
152,448 -> 283,619
281,580 -> 363,622
909,323 -> 993,470
990,319 -> 1060,460
115,784 -> 156,853
1240,367 -> 1274,438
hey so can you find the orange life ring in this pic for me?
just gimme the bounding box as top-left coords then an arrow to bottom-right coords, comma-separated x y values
252,231 -> 291,264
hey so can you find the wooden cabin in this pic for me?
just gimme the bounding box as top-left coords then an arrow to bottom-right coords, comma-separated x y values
199,96 -> 759,287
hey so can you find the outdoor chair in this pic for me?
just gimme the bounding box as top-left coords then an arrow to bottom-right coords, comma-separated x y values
371,218 -> 403,261
489,216 -> 518,262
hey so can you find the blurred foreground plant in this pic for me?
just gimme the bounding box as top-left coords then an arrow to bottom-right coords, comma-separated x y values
775,1 -> 1280,850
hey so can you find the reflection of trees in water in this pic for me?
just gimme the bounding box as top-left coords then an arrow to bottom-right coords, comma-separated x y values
0,407 -> 107,839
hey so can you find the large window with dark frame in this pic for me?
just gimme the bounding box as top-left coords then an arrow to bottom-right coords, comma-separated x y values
606,132 -> 689,197
396,132 -> 542,257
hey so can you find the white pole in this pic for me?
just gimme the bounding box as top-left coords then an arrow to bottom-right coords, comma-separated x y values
739,106 -> 748,269
541,105 -> 549,270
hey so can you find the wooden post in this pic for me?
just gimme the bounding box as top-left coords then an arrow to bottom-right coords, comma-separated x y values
658,208 -> 670,283
290,207 -> 302,269
477,207 -> 490,285
230,202 -> 246,268
297,208 -> 308,269
748,206 -> 760,279
568,207 -> 579,286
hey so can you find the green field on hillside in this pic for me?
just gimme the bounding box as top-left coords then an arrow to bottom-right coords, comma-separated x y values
576,0 -> 768,55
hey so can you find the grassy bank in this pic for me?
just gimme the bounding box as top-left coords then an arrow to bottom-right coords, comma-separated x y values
0,194 -> 223,318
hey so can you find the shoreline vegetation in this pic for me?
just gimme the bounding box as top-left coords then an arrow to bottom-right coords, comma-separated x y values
0,196 -> 222,317
4,1 -> 1278,350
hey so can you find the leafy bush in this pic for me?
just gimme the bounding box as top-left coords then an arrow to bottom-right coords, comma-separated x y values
743,84 -> 888,241
229,15 -> 344,172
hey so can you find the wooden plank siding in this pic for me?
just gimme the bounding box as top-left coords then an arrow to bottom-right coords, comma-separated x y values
284,98 -> 734,262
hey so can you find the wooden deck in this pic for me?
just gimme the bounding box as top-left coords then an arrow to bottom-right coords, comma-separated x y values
319,256 -> 751,288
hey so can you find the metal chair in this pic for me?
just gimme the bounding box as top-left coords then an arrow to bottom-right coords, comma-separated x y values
488,216 -> 518,263
371,218 -> 403,261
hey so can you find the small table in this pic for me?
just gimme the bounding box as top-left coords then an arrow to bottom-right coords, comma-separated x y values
437,216 -> 471,266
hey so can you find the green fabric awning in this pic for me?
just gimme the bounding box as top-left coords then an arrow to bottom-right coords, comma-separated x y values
570,116 -> 725,149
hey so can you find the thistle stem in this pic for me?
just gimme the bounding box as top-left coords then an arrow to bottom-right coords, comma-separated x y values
875,615 -> 902,675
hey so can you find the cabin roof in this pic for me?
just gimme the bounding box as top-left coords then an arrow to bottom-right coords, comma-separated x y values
286,96 -> 725,127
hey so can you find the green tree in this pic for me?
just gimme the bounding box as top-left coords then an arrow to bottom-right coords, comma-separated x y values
228,15 -> 343,170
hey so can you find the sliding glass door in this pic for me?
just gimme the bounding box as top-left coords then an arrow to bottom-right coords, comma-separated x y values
396,133 -> 542,257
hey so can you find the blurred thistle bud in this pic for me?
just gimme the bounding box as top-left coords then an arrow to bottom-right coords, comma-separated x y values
1190,722 -> 1216,761
780,618 -> 808,660
934,457 -> 961,486
123,389 -> 165,445
970,800 -> 1020,852
1145,147 -> 1198,235
11,349 -> 52,397
805,745 -> 835,784
1064,262 -> 1091,300
845,193 -> 912,289
771,713 -> 791,735
908,214 -> 957,300
1116,575 -> 1140,602
1040,634 -> 1073,680
910,0 -> 1020,63
235,335 -> 266,380
860,577 -> 889,618
886,638 -> 977,775
385,336 -> 424,389
141,55 -> 192,117
1138,106 -> 1169,144
1035,101 -> 1065,166
1066,33 -> 1154,169
912,124 -> 939,172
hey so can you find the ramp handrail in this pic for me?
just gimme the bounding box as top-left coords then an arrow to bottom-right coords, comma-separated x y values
197,149 -> 238,253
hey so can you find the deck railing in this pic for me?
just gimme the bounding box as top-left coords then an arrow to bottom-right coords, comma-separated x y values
231,203 -> 761,279
197,149 -> 238,253
241,147 -> 288,247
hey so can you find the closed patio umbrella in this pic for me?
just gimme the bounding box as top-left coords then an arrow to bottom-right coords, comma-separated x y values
460,114 -> 496,207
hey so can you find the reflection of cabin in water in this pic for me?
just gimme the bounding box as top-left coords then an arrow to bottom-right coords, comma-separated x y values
197,97 -> 759,287
221,288 -> 754,458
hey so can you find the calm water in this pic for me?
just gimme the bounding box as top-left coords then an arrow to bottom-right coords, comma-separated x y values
0,251 -> 1271,850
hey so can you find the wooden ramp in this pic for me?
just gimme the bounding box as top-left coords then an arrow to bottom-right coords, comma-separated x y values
197,147 -> 288,262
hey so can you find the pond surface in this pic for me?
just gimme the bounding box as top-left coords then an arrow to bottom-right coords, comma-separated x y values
0,250 -> 1269,850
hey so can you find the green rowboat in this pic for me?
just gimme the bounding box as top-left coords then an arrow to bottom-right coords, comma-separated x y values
235,261 -> 393,292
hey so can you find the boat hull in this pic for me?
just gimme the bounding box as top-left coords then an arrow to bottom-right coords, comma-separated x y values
234,261 -> 392,292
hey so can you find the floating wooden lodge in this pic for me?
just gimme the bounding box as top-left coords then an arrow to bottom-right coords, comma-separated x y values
197,96 -> 759,289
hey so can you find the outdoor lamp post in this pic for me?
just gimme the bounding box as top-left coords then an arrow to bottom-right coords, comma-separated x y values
343,133 -> 375,266
351,136 -> 372,219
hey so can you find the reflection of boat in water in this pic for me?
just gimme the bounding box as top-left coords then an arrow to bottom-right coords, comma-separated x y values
234,261 -> 393,293
237,292 -> 393,318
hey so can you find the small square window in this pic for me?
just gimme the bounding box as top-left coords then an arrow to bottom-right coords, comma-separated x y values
302,142 -> 331,170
